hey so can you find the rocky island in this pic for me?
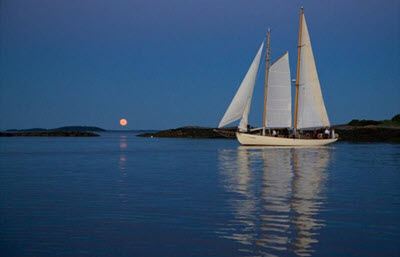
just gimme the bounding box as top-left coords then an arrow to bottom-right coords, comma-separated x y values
138,115 -> 400,143
138,126 -> 236,139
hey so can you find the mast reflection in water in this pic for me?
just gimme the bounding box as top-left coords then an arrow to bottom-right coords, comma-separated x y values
217,147 -> 332,257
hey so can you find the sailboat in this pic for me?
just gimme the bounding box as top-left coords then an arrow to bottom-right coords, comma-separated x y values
217,8 -> 338,146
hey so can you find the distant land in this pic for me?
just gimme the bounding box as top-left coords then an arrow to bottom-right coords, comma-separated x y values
2,115 -> 399,142
0,131 -> 100,137
6,126 -> 106,132
5,126 -> 158,133
138,114 -> 400,143
1,126 -> 104,137
1,126 -> 158,137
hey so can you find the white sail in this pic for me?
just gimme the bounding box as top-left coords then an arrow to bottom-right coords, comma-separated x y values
265,52 -> 291,128
297,13 -> 330,129
218,42 -> 264,131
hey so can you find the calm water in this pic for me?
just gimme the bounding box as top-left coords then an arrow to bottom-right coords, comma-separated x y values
0,133 -> 399,257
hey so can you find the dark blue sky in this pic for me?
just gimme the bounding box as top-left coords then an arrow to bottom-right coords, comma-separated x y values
1,0 -> 399,130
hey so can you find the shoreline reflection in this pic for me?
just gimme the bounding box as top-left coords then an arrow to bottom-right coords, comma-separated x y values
217,146 -> 332,257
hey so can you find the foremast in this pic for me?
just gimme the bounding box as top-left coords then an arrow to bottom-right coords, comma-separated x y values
262,29 -> 271,136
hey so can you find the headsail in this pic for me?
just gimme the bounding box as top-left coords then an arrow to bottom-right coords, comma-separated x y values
265,52 -> 291,128
218,42 -> 264,131
297,13 -> 330,129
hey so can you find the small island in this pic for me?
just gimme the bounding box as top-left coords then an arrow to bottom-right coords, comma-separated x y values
1,126 -> 104,137
138,115 -> 400,143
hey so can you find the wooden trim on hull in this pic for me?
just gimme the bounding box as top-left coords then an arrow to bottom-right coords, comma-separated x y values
236,132 -> 338,146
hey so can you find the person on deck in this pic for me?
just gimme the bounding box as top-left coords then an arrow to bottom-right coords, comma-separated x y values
324,128 -> 330,139
272,130 -> 277,137
332,129 -> 336,139
313,129 -> 317,138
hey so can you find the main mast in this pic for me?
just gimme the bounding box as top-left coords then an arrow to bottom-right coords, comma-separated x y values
262,29 -> 271,136
294,7 -> 303,133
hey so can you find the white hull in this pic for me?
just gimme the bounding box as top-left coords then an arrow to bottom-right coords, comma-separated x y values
236,132 -> 337,146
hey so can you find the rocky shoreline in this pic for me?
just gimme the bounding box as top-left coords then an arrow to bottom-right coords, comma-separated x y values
138,125 -> 400,143
137,126 -> 234,139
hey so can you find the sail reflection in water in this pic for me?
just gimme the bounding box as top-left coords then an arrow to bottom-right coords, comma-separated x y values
217,147 -> 332,257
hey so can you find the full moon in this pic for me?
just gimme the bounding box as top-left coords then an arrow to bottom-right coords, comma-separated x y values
119,119 -> 127,126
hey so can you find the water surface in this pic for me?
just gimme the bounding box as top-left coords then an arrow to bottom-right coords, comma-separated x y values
1,133 -> 399,256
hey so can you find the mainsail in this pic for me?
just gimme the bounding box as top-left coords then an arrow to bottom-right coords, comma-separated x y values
296,13 -> 330,129
265,52 -> 291,128
218,42 -> 264,131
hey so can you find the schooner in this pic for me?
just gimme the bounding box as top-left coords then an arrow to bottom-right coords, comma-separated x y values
217,8 -> 338,146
